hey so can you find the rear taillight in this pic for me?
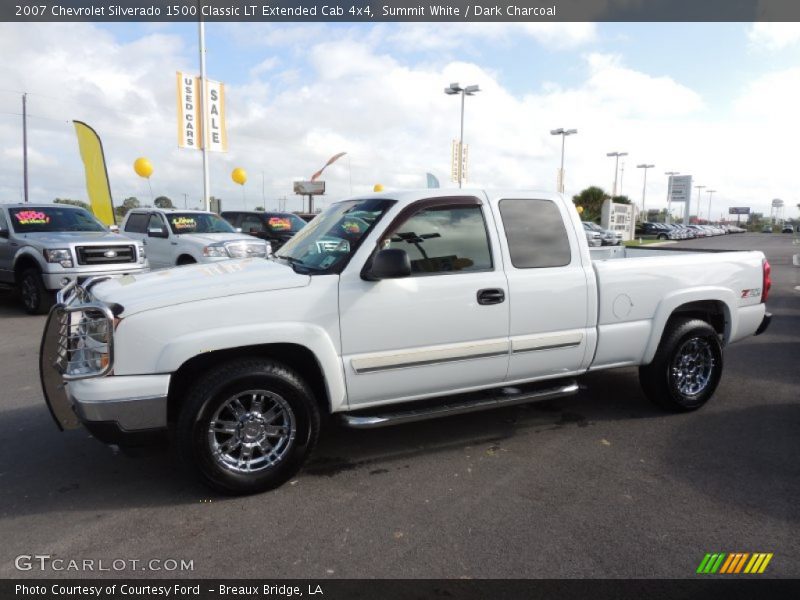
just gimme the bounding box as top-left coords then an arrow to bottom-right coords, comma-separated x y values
762,258 -> 771,303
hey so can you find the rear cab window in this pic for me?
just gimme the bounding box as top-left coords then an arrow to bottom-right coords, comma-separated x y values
498,199 -> 571,268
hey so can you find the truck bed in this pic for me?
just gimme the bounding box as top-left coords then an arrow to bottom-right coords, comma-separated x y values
587,244 -> 766,370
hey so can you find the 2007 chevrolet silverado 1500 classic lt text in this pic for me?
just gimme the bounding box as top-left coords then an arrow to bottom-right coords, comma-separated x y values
40,190 -> 772,494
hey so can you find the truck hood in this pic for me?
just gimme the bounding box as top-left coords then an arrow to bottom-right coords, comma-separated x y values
90,258 -> 309,316
18,231 -> 137,245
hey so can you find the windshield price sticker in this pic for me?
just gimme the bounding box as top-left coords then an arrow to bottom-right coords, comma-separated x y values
269,217 -> 292,231
342,220 -> 361,233
171,217 -> 196,230
14,210 -> 50,225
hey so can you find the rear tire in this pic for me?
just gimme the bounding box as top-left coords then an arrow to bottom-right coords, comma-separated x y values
639,318 -> 723,412
18,268 -> 53,315
177,359 -> 320,495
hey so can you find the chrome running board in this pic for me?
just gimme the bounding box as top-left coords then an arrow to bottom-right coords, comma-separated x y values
341,379 -> 579,429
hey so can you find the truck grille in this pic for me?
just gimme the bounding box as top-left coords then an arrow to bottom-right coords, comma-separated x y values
76,245 -> 136,265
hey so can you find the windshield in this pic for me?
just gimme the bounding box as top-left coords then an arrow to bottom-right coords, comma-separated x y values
166,213 -> 235,234
8,206 -> 106,233
266,214 -> 307,233
275,198 -> 396,272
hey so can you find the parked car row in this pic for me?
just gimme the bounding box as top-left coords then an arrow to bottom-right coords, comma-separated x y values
582,222 -> 622,246
636,221 -> 745,240
0,203 -> 311,313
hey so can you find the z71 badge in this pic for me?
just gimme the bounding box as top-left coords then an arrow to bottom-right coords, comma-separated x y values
741,288 -> 761,298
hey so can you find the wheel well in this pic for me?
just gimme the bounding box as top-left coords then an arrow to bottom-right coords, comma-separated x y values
176,255 -> 196,265
167,344 -> 329,424
669,300 -> 728,337
14,256 -> 40,283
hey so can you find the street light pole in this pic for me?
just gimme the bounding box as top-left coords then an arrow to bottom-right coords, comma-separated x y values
706,189 -> 716,223
636,164 -> 655,221
606,152 -> 628,197
445,82 -> 480,188
693,185 -> 705,223
550,128 -> 577,193
664,171 -> 679,224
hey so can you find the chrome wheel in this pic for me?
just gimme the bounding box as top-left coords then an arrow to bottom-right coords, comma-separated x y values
670,337 -> 715,396
207,389 -> 296,474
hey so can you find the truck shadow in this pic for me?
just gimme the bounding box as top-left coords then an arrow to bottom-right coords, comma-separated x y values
307,368 -> 658,476
2,367 -> 796,521
0,370 -> 658,516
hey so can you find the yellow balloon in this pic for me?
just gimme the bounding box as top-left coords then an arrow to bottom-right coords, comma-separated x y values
373,184 -> 384,192
232,168 -> 247,186
577,206 -> 584,214
133,157 -> 153,179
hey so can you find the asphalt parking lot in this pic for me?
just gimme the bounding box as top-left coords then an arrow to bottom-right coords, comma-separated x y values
0,232 -> 798,579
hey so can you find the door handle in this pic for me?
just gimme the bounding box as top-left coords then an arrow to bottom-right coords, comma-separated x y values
477,288 -> 505,305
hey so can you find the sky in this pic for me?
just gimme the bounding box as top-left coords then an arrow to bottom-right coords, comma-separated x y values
1,20 -> 799,220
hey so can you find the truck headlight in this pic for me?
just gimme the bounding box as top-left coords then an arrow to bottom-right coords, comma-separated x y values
43,248 -> 73,268
203,243 -> 229,258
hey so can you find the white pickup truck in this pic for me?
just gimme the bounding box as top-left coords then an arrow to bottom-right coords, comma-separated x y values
120,208 -> 270,269
40,190 -> 772,494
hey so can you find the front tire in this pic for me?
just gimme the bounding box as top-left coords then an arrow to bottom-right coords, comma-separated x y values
639,318 -> 723,412
19,268 -> 53,315
177,359 -> 320,494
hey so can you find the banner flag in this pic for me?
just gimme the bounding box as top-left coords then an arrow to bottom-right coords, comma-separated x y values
73,120 -> 116,225
426,172 -> 440,188
177,72 -> 227,152
176,71 -> 200,149
204,78 -> 227,153
311,152 -> 347,181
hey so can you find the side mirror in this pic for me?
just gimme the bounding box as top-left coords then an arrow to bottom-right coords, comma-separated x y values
0,228 -> 8,239
148,227 -> 168,238
364,248 -> 411,281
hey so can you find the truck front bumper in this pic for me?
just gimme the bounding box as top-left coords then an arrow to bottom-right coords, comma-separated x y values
43,372 -> 170,446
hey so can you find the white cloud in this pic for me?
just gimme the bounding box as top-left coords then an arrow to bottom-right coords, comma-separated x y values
0,22 -> 797,221
748,23 -> 800,51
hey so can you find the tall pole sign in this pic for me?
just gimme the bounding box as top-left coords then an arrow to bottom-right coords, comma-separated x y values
176,22 -> 228,212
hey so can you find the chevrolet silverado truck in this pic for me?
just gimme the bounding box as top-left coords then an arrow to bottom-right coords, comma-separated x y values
39,190 -> 772,494
0,203 -> 148,314
120,208 -> 270,269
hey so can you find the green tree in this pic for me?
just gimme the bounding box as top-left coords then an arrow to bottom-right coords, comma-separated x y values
745,212 -> 766,231
53,198 -> 90,210
254,206 -> 265,212
572,186 -> 609,222
154,196 -> 174,209
114,197 -> 140,219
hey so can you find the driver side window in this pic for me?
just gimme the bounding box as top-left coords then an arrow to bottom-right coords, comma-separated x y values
386,205 -> 493,275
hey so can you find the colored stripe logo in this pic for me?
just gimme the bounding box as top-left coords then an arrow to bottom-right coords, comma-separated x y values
697,553 -> 773,574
